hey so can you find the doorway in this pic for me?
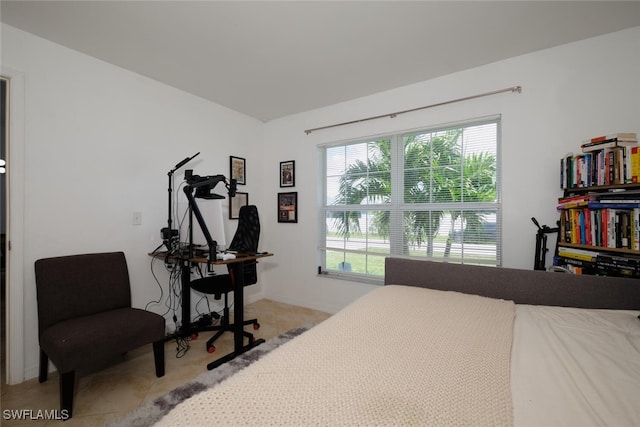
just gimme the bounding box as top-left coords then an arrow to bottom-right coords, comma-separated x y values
1,77 -> 7,385
1,69 -> 26,385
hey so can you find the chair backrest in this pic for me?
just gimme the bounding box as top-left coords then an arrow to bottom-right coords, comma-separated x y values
228,205 -> 260,252
228,205 -> 260,285
34,252 -> 132,335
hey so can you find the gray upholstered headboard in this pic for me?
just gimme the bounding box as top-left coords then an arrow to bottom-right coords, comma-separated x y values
384,257 -> 640,310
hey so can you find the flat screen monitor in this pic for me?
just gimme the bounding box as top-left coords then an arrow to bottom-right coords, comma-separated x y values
178,198 -> 226,251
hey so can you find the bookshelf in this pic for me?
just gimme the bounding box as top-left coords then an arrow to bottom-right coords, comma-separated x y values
556,133 -> 640,278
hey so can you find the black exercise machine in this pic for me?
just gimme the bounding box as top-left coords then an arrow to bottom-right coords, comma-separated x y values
531,217 -> 559,271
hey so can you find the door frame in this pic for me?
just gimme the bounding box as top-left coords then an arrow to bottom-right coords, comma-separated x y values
2,68 -> 26,385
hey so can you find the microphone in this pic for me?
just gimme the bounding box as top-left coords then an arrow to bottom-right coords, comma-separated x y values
228,179 -> 237,197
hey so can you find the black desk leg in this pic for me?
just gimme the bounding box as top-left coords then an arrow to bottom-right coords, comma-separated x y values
181,259 -> 192,333
161,259 -> 198,344
233,259 -> 244,351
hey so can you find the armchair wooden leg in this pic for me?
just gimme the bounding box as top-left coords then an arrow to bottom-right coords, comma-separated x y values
153,341 -> 165,377
60,371 -> 75,419
39,349 -> 49,383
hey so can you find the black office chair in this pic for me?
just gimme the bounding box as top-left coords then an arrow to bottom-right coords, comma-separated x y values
191,204 -> 261,353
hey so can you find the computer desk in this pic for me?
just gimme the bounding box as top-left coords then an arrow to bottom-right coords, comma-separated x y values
150,251 -> 273,370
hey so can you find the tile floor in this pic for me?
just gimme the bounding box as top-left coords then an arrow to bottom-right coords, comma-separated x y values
0,299 -> 331,426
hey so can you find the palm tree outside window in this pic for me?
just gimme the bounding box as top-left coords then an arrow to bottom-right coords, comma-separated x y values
319,116 -> 500,283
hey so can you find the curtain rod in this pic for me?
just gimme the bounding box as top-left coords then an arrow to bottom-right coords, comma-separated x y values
304,85 -> 522,135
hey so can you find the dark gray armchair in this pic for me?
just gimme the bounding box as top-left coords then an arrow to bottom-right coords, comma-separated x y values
34,251 -> 165,419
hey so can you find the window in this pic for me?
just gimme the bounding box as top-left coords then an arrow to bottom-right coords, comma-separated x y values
319,116 -> 500,283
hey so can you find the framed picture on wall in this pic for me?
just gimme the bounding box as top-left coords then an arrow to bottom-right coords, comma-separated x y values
229,192 -> 248,219
230,156 -> 246,185
277,192 -> 298,223
279,160 -> 295,187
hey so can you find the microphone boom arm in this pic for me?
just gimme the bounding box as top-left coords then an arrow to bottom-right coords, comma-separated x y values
184,185 -> 218,261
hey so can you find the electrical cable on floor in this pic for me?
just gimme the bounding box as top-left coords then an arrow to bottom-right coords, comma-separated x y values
174,336 -> 190,358
145,254 -> 167,313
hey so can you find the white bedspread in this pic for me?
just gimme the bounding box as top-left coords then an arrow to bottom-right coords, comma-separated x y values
511,305 -> 640,427
157,285 -> 515,426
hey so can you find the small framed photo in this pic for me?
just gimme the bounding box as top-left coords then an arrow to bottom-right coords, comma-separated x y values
277,192 -> 298,223
229,192 -> 248,219
230,156 -> 246,185
280,160 -> 295,187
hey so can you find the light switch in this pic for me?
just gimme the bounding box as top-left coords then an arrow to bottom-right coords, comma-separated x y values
132,212 -> 142,225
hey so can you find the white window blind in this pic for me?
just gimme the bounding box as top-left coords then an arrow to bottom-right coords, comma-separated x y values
319,116 -> 501,283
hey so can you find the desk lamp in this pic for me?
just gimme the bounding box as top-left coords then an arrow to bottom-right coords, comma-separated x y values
162,152 -> 200,252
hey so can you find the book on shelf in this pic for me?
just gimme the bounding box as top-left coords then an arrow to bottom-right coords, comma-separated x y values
634,207 -> 640,250
630,146 -> 640,183
559,206 -> 640,249
594,265 -> 639,278
612,147 -> 624,184
561,209 -> 571,243
597,199 -> 640,204
584,209 -> 593,245
596,191 -> 640,203
588,132 -> 637,143
595,253 -> 640,277
556,194 -> 593,209
597,253 -> 640,267
558,193 -> 594,203
555,256 -> 597,274
587,201 -> 640,209
581,139 -> 638,153
573,209 -> 581,243
592,209 -> 600,247
561,146 -> 639,188
619,212 -> 629,248
557,246 -> 598,262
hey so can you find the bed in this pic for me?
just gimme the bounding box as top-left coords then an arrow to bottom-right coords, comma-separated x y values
155,258 -> 640,427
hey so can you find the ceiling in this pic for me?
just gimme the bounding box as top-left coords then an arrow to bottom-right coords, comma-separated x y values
2,1 -> 640,122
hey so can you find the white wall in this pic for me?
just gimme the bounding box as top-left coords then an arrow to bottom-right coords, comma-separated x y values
1,24 -> 265,381
2,22 -> 639,382
260,27 -> 640,314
